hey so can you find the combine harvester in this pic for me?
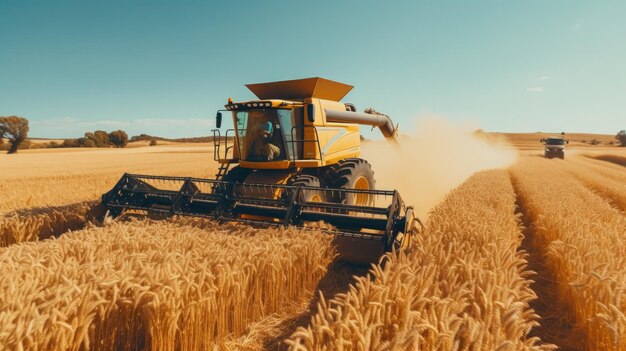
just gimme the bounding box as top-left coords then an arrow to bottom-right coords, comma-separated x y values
101,77 -> 422,264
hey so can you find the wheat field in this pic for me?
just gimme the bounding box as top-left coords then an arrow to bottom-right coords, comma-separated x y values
1,144 -> 625,350
510,158 -> 626,351
0,145 -> 216,214
0,218 -> 335,350
286,170 -> 553,350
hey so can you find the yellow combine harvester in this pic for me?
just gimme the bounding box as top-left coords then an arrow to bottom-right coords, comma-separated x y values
102,77 -> 422,264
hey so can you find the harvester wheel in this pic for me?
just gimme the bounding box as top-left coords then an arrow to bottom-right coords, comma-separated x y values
328,158 -> 376,205
289,174 -> 326,203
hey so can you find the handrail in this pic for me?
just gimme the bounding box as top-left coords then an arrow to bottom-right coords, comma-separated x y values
288,125 -> 323,162
211,128 -> 236,161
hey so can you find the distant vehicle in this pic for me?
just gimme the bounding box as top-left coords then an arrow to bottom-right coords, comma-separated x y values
540,132 -> 569,159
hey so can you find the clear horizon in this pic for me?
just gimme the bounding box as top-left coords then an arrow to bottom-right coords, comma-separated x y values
1,1 -> 625,139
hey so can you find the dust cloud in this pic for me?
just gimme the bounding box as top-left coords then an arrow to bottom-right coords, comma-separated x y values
362,116 -> 518,220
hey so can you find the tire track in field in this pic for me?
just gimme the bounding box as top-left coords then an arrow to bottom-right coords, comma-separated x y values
510,173 -> 582,351
262,261 -> 370,350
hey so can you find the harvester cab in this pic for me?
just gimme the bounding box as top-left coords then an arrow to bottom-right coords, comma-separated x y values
101,77 -> 421,264
540,132 -> 569,159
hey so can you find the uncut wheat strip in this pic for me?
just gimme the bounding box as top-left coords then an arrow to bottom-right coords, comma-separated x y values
515,162 -> 626,350
563,160 -> 626,212
0,237 -> 116,351
0,223 -> 316,351
414,171 -> 547,350
287,170 -> 552,351
510,157 -> 626,351
589,154 -> 626,168
0,219 -> 334,351
103,223 -> 331,351
0,201 -> 97,247
573,155 -> 626,182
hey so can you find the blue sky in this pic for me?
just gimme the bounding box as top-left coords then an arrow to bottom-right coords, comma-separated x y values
1,1 -> 625,138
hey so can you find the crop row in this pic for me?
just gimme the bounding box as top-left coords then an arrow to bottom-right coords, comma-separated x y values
287,170 -> 553,350
510,157 -> 626,351
0,219 -> 335,350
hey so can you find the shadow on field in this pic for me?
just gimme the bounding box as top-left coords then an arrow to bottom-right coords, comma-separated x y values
263,261 -> 370,350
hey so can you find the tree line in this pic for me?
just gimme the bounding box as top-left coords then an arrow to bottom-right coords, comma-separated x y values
4,115 -> 626,154
1,116 -> 129,153
62,130 -> 128,148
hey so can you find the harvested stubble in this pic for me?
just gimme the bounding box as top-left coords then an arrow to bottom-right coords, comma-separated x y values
287,170 -> 553,350
0,201 -> 96,247
0,218 -> 335,350
510,157 -> 626,351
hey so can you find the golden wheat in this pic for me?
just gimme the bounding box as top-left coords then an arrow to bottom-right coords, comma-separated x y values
0,201 -> 97,247
0,218 -> 335,350
575,156 -> 626,182
0,146 -> 215,213
590,154 -> 626,168
287,170 -> 553,350
510,157 -> 626,351
3,144 -> 625,350
562,159 -> 626,212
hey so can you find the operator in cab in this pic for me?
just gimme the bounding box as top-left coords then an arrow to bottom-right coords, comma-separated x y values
249,121 -> 281,161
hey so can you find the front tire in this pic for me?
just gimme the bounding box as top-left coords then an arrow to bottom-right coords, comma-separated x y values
328,158 -> 376,205
288,174 -> 326,203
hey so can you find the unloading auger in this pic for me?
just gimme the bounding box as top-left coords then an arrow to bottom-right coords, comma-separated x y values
101,77 -> 422,264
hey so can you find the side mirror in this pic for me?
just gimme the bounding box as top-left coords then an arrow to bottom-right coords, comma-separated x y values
307,104 -> 315,123
540,138 -> 545,143
216,112 -> 223,129
566,140 -> 570,144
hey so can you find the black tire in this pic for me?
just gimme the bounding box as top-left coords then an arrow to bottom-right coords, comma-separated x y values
288,174 -> 326,203
327,158 -> 376,205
